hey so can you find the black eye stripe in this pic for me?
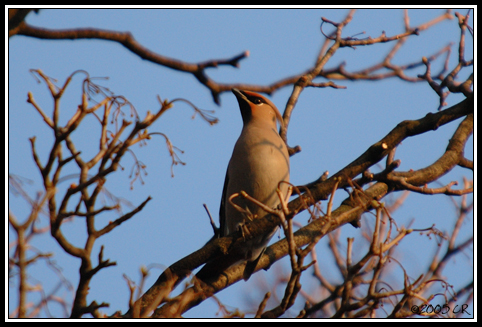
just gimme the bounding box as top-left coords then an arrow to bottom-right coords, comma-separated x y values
247,95 -> 266,105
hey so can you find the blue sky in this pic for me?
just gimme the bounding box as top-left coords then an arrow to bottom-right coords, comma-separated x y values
8,7 -> 474,319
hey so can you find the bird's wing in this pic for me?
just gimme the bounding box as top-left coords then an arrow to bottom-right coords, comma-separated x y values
218,167 -> 229,238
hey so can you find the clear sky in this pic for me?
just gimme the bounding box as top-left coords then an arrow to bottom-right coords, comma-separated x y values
7,7 -> 474,319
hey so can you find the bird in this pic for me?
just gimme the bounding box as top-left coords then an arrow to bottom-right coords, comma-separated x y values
219,88 -> 290,281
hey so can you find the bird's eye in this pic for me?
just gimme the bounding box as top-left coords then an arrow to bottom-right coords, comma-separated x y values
253,98 -> 262,104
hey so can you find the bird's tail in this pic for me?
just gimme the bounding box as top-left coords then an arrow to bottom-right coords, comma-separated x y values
243,247 -> 266,281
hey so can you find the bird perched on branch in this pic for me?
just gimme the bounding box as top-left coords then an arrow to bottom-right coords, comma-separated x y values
219,88 -> 290,281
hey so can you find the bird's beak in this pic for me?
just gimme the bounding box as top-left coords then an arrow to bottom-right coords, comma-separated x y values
232,88 -> 247,102
232,88 -> 252,124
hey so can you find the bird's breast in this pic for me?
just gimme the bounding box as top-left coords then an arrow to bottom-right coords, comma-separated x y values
226,126 -> 290,223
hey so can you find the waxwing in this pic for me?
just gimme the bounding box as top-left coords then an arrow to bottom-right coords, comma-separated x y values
219,88 -> 290,281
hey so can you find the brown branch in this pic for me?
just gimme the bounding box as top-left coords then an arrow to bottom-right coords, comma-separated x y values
13,22 -> 250,105
280,10 -> 356,155
9,188 -> 55,318
8,8 -> 37,32
95,196 -> 152,237
416,10 -> 474,109
254,292 -> 271,318
321,18 -> 420,47
386,112 -> 473,191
